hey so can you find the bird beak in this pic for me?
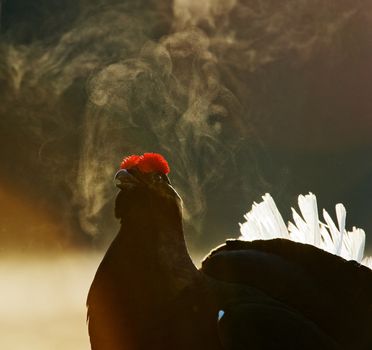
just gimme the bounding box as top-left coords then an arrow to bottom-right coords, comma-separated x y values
114,169 -> 140,189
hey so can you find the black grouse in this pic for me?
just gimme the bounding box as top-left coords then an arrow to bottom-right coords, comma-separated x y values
87,153 -> 372,350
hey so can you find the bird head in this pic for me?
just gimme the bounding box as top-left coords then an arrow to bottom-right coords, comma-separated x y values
114,153 -> 182,220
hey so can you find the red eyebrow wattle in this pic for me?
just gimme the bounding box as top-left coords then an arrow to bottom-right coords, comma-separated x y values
137,153 -> 170,174
119,153 -> 170,174
120,155 -> 141,170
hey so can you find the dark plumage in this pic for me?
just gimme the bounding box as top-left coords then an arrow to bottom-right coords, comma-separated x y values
87,154 -> 372,350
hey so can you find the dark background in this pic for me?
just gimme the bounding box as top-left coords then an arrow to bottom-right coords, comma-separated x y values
1,0 -> 372,256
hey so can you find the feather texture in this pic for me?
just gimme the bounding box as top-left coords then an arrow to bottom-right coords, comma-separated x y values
239,193 -> 371,268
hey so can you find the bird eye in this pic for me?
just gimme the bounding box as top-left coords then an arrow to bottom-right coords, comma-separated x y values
152,173 -> 163,183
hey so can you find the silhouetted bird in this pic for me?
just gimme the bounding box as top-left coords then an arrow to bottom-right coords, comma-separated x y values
87,153 -> 372,350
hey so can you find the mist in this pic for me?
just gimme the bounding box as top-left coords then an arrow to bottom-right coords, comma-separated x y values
2,2 -> 372,350
1,0 -> 372,255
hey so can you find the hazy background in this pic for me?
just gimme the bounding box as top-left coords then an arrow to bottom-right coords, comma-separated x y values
1,0 -> 372,349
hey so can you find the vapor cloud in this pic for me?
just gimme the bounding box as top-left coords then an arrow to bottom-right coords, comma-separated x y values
1,0 -> 372,252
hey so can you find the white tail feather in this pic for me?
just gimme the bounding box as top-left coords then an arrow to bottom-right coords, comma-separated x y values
239,194 -> 289,241
239,193 -> 371,269
362,256 -> 372,270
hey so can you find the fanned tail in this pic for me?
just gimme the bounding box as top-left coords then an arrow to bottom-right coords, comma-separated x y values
362,256 -> 372,269
239,193 -> 371,269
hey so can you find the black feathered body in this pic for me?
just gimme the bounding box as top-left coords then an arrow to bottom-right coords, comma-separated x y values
202,239 -> 372,349
87,170 -> 372,350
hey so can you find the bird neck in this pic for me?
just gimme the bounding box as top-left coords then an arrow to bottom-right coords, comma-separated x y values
117,201 -> 200,300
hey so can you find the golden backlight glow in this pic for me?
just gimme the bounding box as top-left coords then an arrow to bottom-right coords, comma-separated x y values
0,180 -> 73,250
0,180 -> 101,349
0,254 -> 100,350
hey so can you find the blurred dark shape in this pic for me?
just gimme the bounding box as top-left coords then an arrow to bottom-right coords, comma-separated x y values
0,1 -> 3,32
